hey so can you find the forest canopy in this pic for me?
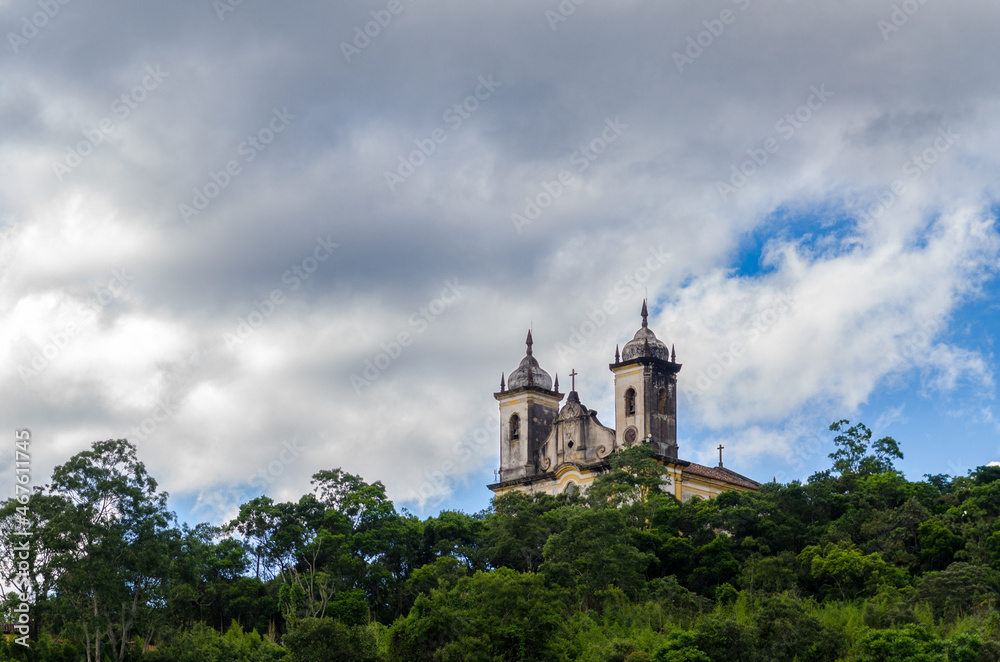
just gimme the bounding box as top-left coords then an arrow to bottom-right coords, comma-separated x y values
3,420 -> 1000,662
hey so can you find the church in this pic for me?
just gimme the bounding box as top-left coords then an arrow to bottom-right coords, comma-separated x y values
487,302 -> 760,501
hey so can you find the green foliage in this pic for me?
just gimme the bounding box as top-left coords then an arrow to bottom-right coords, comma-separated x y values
647,576 -> 711,615
389,568 -> 567,662
18,420 -> 1000,662
588,444 -> 676,527
541,507 -> 655,601
653,632 -> 711,662
827,419 -> 904,481
799,541 -> 906,600
281,617 -> 378,662
855,624 -> 951,662
752,595 -> 844,662
0,632 -> 82,662
144,621 -> 285,662
918,520 -> 965,570
916,562 -> 998,620
485,491 -> 572,573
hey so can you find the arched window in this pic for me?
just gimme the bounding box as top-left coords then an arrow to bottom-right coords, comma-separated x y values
564,481 -> 578,496
625,388 -> 636,416
658,388 -> 667,415
509,413 -> 520,441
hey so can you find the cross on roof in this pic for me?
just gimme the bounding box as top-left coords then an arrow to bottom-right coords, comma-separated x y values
569,369 -> 578,392
717,444 -> 725,468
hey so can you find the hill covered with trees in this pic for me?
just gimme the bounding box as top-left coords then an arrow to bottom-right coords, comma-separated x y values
4,420 -> 1000,661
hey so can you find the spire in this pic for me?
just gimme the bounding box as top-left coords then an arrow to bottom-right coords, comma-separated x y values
525,330 -> 533,356
641,299 -> 648,328
671,344 -> 676,362
500,372 -> 505,392
614,344 -> 620,363
554,374 -> 559,392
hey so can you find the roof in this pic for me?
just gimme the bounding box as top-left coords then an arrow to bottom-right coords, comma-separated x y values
682,462 -> 762,490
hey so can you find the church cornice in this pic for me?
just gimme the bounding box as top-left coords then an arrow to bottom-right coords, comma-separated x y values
609,356 -> 682,373
494,385 -> 563,400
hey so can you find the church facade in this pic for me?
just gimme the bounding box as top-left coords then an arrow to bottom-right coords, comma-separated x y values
487,302 -> 760,501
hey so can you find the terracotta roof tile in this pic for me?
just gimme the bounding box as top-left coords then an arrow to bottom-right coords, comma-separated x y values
683,462 -> 761,490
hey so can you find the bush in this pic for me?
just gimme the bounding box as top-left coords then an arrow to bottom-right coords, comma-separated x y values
145,621 -> 285,662
282,617 -> 379,662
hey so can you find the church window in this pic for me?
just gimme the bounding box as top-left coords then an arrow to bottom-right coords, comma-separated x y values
625,388 -> 636,416
658,388 -> 667,415
509,413 -> 520,440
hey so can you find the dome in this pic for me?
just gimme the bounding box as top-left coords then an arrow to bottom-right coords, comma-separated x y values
507,331 -> 553,391
620,301 -> 672,362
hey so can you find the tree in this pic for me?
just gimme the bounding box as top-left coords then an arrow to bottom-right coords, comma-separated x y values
541,507 -> 654,602
282,617 -> 379,662
918,520 -> 964,570
827,420 -> 903,483
43,439 -> 175,662
389,568 -> 567,662
226,496 -> 283,580
588,444 -> 675,528
916,562 -> 998,620
485,491 -> 570,573
799,541 -> 905,600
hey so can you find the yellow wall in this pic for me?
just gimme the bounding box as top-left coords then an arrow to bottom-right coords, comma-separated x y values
490,461 -> 755,500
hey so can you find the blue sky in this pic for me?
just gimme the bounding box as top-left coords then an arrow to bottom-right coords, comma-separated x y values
2,0 -> 999,528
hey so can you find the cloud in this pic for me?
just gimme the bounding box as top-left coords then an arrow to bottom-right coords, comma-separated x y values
2,0 -> 999,518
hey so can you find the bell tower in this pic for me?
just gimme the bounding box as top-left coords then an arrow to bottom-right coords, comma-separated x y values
495,331 -> 563,482
609,301 -> 681,458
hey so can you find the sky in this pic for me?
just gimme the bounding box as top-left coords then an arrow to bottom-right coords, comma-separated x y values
2,0 -> 999,526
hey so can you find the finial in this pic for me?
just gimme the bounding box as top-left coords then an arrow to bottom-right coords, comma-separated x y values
500,372 -> 505,392
614,344 -> 620,363
525,329 -> 533,356
569,369 -> 578,392
641,299 -> 648,328
671,344 -> 676,362
554,374 -> 559,392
